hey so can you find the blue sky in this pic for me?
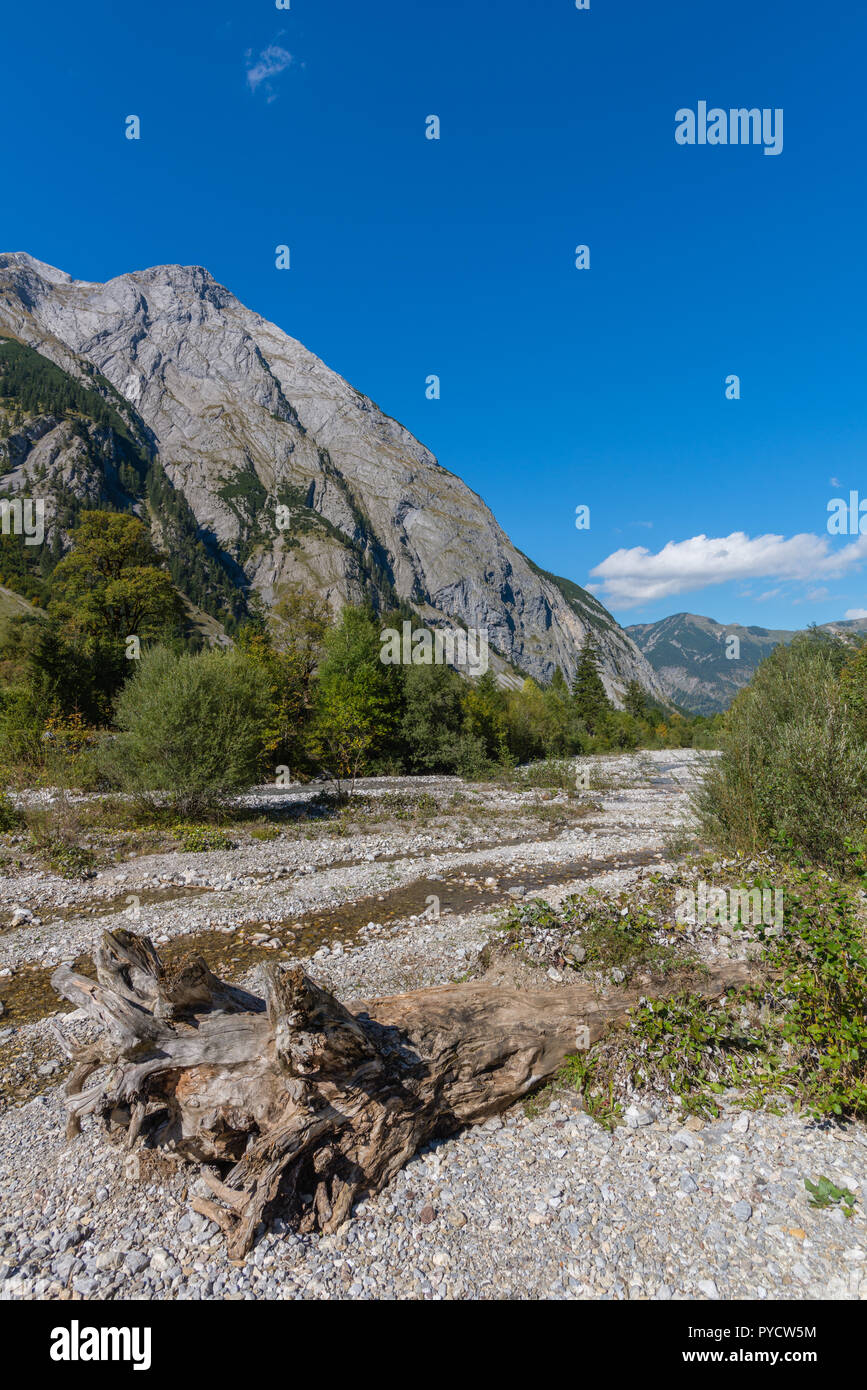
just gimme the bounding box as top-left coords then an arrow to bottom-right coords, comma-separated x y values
4,0 -> 867,629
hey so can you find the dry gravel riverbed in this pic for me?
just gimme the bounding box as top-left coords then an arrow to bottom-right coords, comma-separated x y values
0,749 -> 865,1301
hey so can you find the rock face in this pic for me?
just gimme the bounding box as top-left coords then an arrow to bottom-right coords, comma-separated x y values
0,251 -> 665,701
626,611 -> 867,714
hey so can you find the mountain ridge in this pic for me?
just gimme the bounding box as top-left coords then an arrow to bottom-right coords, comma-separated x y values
0,251 -> 666,703
627,611 -> 867,714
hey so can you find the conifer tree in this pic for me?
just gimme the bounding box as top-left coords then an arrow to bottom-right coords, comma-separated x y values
624,679 -> 648,719
571,632 -> 612,733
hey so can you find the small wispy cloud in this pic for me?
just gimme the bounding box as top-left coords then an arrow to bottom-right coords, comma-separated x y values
830,477 -> 842,488
845,607 -> 867,619
246,44 -> 293,101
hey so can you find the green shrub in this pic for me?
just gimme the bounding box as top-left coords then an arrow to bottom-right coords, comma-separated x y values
24,795 -> 96,877
0,684 -> 45,774
105,646 -> 270,816
0,790 -> 23,831
508,757 -> 577,790
454,732 -> 495,779
694,633 -> 867,867
761,870 -> 867,1118
496,883 -> 690,983
40,840 -> 96,877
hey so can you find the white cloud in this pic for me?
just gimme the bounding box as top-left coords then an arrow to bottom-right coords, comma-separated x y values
246,44 -> 293,97
589,531 -> 867,608
792,586 -> 831,605
845,608 -> 867,619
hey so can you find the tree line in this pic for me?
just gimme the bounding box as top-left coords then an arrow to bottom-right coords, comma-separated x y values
0,511 -> 719,806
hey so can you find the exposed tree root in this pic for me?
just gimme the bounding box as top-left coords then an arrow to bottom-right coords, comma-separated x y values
52,930 -> 752,1257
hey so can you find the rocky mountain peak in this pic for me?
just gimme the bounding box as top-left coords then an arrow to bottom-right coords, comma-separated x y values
0,253 -> 667,703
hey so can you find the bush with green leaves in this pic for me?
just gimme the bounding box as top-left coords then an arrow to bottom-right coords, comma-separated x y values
307,607 -> 403,789
0,683 -> 45,776
400,662 -> 466,773
0,789 -> 23,832
105,646 -> 270,815
760,869 -> 867,1118
497,884 -> 689,984
24,795 -> 97,877
694,632 -> 867,867
504,757 -> 578,790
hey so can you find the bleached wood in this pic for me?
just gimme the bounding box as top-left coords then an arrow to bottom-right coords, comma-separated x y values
52,929 -> 752,1257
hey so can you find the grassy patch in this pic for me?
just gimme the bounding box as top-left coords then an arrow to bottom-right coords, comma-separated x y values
23,796 -> 99,877
499,759 -> 581,792
496,878 -> 694,985
171,823 -> 237,853
250,824 -> 281,841
557,1054 -> 622,1129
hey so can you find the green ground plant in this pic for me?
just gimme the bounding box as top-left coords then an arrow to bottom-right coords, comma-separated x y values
171,823 -> 237,853
804,1177 -> 856,1215
555,860 -> 867,1127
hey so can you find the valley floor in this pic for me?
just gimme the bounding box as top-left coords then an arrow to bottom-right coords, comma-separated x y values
0,749 -> 865,1301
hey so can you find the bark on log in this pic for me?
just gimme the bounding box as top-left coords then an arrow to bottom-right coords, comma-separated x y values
51,930 -> 752,1258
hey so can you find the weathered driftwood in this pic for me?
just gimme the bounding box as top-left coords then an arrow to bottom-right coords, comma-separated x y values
51,930 -> 752,1258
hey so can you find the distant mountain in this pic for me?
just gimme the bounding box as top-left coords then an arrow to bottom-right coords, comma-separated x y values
627,611 -> 867,715
0,252 -> 667,704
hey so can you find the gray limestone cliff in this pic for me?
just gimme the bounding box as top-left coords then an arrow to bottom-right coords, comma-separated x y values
0,252 -> 665,702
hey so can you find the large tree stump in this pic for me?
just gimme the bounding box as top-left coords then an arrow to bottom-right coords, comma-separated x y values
51,930 -> 752,1258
